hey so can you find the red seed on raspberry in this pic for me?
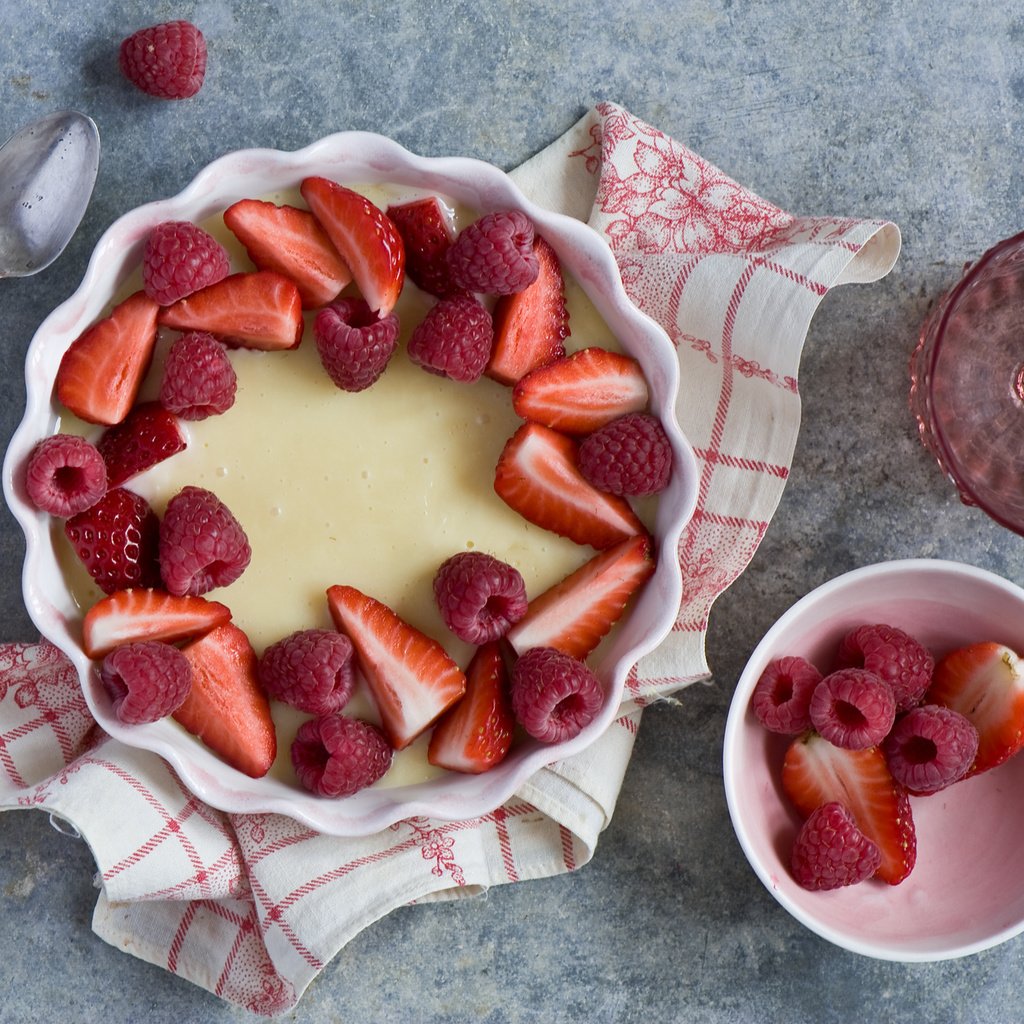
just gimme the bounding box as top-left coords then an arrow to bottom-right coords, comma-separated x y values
809,668 -> 896,749
24,434 -> 107,517
836,623 -> 934,712
291,714 -> 393,797
258,629 -> 355,715
510,646 -> 603,743
159,485 -> 251,596
433,551 -> 528,644
143,221 -> 230,306
313,297 -> 399,392
883,705 -> 979,794
119,20 -> 207,100
577,413 -> 672,497
750,655 -> 822,734
159,331 -> 237,419
447,210 -> 539,295
100,641 -> 192,724
790,801 -> 882,891
407,296 -> 494,383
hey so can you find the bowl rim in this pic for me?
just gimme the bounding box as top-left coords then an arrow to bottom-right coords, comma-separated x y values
722,557 -> 1024,961
3,130 -> 699,835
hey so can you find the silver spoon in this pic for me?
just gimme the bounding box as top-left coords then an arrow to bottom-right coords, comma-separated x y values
0,110 -> 100,279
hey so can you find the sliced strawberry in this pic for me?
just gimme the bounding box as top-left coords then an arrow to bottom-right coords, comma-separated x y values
326,584 -> 466,749
486,236 -> 568,386
300,176 -> 405,316
65,488 -> 162,595
82,587 -> 232,659
512,347 -> 650,434
494,422 -> 646,550
386,195 -> 459,298
427,641 -> 514,773
56,291 -> 160,425
222,198 -> 352,309
96,401 -> 187,487
782,732 -> 916,885
926,642 -> 1024,775
176,623 -> 276,778
158,270 -> 304,350
506,535 -> 655,660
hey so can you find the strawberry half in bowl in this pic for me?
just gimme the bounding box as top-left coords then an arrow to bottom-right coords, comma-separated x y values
724,558 -> 1024,960
3,132 -> 698,836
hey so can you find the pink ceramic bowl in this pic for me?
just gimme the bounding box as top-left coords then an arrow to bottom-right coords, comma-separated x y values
3,132 -> 698,836
723,558 -> 1024,960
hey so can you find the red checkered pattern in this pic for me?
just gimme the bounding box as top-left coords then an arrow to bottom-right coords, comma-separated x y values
0,104 -> 899,1014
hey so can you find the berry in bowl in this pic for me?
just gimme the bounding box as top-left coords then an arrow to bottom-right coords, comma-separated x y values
4,132 -> 698,836
723,559 -> 1024,960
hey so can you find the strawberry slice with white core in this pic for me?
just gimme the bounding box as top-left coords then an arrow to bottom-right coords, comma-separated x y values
327,584 -> 466,750
223,198 -> 352,309
158,270 -> 304,350
300,176 -> 405,316
512,347 -> 650,435
82,587 -> 232,659
428,641 -> 514,773
176,622 -> 277,778
782,732 -> 916,885
56,290 -> 160,425
506,534 -> 655,660
494,422 -> 646,550
926,641 -> 1024,775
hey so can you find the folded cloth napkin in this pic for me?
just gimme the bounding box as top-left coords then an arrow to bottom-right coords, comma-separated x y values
0,102 -> 899,1014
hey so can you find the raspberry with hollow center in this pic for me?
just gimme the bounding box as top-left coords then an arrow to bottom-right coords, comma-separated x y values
883,704 -> 979,794
291,714 -> 393,797
24,434 -> 107,518
446,210 -> 539,295
750,655 -> 821,734
258,629 -> 355,715
100,641 -> 192,724
408,295 -> 494,382
119,20 -> 207,100
313,297 -> 400,392
836,623 -> 934,712
143,220 -> 230,305
159,485 -> 251,596
510,646 -> 603,743
790,801 -> 882,891
577,413 -> 672,497
809,668 -> 895,749
433,551 -> 528,644
159,331 -> 237,419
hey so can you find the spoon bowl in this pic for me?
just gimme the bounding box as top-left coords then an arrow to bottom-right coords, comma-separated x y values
0,110 -> 100,279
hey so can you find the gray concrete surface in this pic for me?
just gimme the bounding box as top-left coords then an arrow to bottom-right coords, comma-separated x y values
3,1 -> 1023,1021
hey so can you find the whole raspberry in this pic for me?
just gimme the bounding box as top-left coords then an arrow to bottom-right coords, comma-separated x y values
159,331 -> 237,419
790,801 -> 882,891
159,485 -> 251,596
883,705 -> 979,794
407,296 -> 494,383
313,297 -> 399,392
809,668 -> 895,749
577,413 -> 672,497
24,434 -> 107,518
446,210 -> 539,295
258,629 -> 355,715
750,655 -> 821,734
510,646 -> 603,744
100,641 -> 192,724
119,20 -> 207,100
835,623 -> 934,712
143,221 -> 230,306
433,551 -> 528,644
291,714 -> 393,797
